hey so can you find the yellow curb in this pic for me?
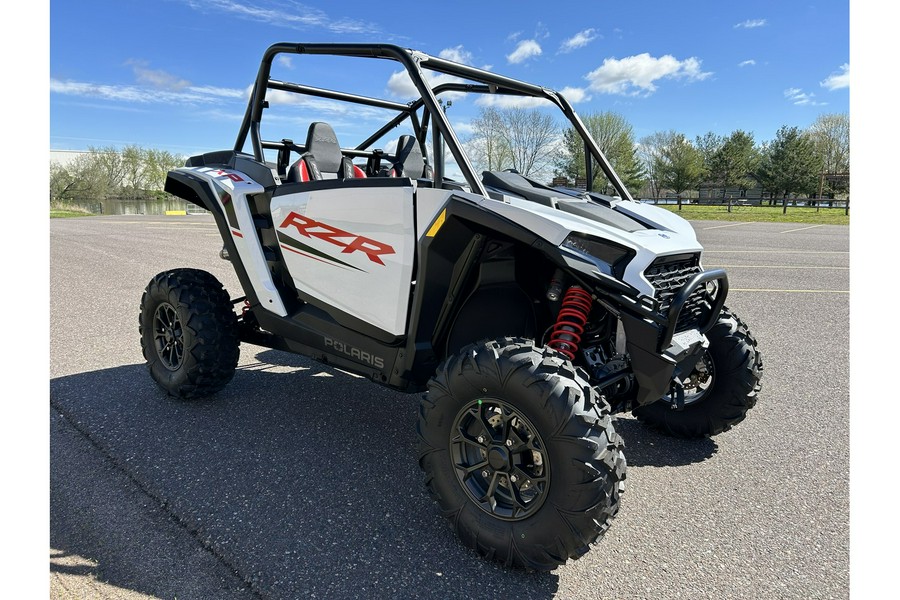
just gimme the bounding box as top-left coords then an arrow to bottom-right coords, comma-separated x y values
164,210 -> 187,216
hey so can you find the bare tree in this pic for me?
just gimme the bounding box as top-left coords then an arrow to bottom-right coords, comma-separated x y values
638,130 -> 678,199
466,106 -> 559,179
807,112 -> 849,195
466,107 -> 512,172
500,108 -> 559,178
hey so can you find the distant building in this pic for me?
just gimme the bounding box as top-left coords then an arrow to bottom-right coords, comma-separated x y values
49,149 -> 92,167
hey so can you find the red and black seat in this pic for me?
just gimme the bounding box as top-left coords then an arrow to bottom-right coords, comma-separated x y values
388,135 -> 433,179
286,122 -> 366,183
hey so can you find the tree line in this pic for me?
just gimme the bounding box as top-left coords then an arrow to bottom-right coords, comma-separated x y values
463,108 -> 850,201
51,111 -> 849,204
50,146 -> 186,204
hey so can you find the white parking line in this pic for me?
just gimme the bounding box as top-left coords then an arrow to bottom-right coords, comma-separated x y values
701,222 -> 752,230
705,265 -> 849,270
780,224 -> 825,234
703,250 -> 848,254
730,288 -> 849,293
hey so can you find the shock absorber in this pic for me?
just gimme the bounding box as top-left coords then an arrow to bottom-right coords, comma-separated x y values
547,286 -> 592,361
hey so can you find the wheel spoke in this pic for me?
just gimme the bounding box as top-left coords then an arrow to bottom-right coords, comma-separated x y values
458,460 -> 489,480
480,471 -> 501,511
451,430 -> 488,449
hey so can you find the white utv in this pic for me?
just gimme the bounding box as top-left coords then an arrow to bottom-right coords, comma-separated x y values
142,43 -> 762,571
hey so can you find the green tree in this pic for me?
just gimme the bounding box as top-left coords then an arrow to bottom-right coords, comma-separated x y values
88,146 -> 126,192
144,148 -> 183,192
659,134 -> 705,199
757,126 -> 823,200
49,153 -> 108,203
556,111 -> 645,194
708,130 -> 758,200
121,145 -> 149,199
694,131 -> 724,186
50,145 -> 186,205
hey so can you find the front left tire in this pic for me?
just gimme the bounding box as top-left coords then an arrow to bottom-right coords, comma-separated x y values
139,268 -> 240,399
418,337 -> 626,570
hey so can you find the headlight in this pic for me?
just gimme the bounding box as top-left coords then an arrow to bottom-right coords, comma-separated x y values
561,233 -> 634,277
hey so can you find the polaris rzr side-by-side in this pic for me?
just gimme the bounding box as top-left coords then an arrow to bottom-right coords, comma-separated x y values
141,43 -> 762,570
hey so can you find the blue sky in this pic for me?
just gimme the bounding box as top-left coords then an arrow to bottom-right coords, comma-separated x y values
49,0 -> 849,159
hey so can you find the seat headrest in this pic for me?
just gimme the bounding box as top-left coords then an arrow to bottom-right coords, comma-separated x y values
304,122 -> 343,174
394,135 -> 426,178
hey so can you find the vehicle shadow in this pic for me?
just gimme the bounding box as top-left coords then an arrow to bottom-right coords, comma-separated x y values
611,418 -> 718,467
50,352 -> 561,600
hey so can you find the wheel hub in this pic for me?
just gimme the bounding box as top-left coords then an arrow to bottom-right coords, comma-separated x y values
450,398 -> 549,521
487,446 -> 510,470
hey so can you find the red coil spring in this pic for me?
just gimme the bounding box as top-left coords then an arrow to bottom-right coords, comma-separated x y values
547,286 -> 592,361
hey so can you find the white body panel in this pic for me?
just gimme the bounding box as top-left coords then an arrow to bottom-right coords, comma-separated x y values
183,167 -> 288,316
415,188 -> 456,238
270,185 -> 416,336
473,194 -> 703,297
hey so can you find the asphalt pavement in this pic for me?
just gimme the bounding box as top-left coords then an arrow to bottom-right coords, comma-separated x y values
49,214 -> 850,599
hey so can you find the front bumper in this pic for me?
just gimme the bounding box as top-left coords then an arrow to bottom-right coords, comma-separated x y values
619,269 -> 729,407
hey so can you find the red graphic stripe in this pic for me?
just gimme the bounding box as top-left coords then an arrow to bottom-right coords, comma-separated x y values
232,229 -> 243,238
280,244 -> 352,270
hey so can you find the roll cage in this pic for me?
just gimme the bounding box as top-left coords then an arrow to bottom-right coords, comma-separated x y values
234,43 -> 633,200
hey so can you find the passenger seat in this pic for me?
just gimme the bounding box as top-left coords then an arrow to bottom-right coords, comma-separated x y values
389,135 -> 433,179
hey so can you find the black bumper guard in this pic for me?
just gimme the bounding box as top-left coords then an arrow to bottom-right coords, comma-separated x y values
658,268 -> 729,352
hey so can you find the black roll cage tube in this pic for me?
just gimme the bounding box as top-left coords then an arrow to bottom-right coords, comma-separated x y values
234,43 -> 633,200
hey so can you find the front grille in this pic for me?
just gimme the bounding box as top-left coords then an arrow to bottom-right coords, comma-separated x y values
644,254 -> 711,333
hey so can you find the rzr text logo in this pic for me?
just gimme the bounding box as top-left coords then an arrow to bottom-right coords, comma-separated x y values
279,211 -> 395,265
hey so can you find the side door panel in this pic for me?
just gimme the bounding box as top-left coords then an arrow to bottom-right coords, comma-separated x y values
270,183 -> 415,336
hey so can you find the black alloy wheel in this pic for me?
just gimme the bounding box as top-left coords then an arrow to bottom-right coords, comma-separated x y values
450,398 -> 549,521
153,302 -> 185,370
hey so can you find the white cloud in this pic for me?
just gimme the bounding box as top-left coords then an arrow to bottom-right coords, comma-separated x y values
475,95 -> 553,109
277,55 -> 294,69
472,85 -> 587,109
560,29 -> 598,53
439,46 -> 473,65
584,53 -> 711,96
507,40 -> 542,64
181,0 -> 378,34
50,78 -> 243,105
738,60 -> 756,67
784,88 -> 827,106
734,19 -> 767,29
820,63 -> 849,90
129,64 -> 190,91
386,46 -> 474,100
559,86 -> 590,103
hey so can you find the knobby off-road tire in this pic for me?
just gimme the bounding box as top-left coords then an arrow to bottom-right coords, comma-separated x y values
139,268 -> 240,399
418,338 -> 626,571
633,307 -> 762,438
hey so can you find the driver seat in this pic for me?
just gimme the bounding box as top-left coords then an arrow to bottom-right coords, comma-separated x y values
286,122 -> 366,183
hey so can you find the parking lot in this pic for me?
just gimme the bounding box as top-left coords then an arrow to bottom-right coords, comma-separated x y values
49,215 -> 849,599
